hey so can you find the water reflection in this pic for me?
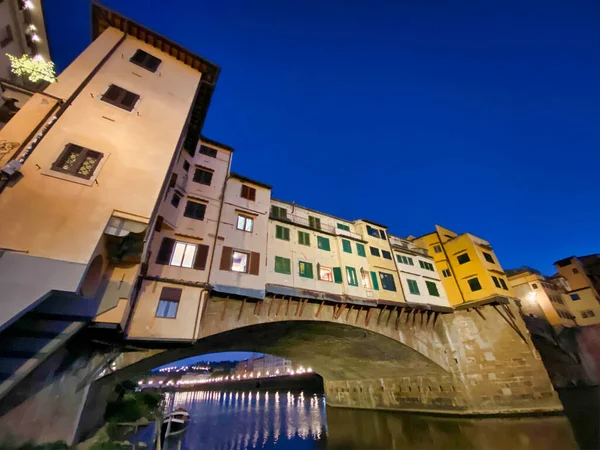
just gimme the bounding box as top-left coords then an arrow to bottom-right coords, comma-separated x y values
131,389 -> 578,450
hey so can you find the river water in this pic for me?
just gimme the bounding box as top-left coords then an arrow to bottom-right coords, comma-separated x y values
131,388 -> 587,450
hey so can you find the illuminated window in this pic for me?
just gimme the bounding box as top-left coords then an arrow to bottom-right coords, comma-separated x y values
231,251 -> 249,273
319,266 -> 333,282
51,144 -> 103,180
170,242 -> 197,268
468,277 -> 482,292
457,253 -> 471,264
237,215 -> 254,232
346,267 -> 358,286
130,49 -> 161,72
155,288 -> 181,319
482,252 -> 495,264
360,269 -> 371,289
299,261 -> 313,278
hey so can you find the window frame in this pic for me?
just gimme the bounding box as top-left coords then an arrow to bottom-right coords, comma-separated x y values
230,250 -> 250,273
51,144 -> 103,180
309,216 -> 321,231
198,145 -> 218,158
381,250 -> 392,260
169,241 -> 197,268
317,236 -> 331,251
407,279 -> 420,295
425,281 -> 440,297
342,239 -> 352,254
275,225 -> 290,241
467,277 -> 482,292
491,276 -> 501,288
442,269 -> 451,277
129,49 -> 162,72
319,265 -> 333,282
192,166 -> 213,186
499,278 -> 509,290
457,253 -> 471,265
271,205 -> 288,219
356,243 -> 366,257
183,199 -> 207,221
482,252 -> 495,264
170,191 -> 182,208
298,230 -> 310,246
241,184 -> 256,201
156,299 -> 179,319
299,261 -> 314,279
101,84 -> 140,112
274,256 -> 291,275
346,266 -> 359,286
236,214 -> 254,232
433,245 -> 442,254
379,272 -> 397,291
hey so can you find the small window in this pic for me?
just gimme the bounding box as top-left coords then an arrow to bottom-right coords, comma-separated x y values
231,251 -> 249,273
360,269 -> 371,289
570,294 -> 581,301
407,257 -> 414,266
379,272 -> 396,291
193,167 -> 213,185
170,242 -> 197,268
271,205 -> 288,219
426,281 -> 440,297
155,288 -> 181,319
171,192 -> 181,208
101,84 -> 140,111
0,24 -> 14,48
407,279 -> 420,295
346,267 -> 358,286
298,231 -> 310,246
319,266 -> 333,282
317,236 -> 330,251
183,161 -> 190,172
483,252 -> 495,264
379,230 -> 386,239
309,216 -> 321,230
356,243 -> 366,257
532,283 -> 538,289
499,278 -> 508,290
457,253 -> 471,264
337,223 -> 350,231
183,200 -> 206,221
276,225 -> 290,241
573,268 -> 579,274
299,261 -> 314,279
442,269 -> 451,277
492,276 -> 501,288
433,245 -> 442,254
381,250 -> 392,260
275,256 -> 291,274
366,225 -> 380,238
588,310 -> 596,318
468,277 -> 482,292
236,215 -> 253,232
51,144 -> 103,180
370,247 -> 380,257
199,145 -> 218,158
418,261 -> 433,270
342,239 -> 352,254
333,267 -> 343,284
241,185 -> 256,201
129,49 -> 161,72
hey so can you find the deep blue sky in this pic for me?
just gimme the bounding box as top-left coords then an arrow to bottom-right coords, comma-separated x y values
44,0 -> 599,275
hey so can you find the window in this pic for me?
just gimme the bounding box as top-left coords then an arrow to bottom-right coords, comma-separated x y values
298,231 -> 310,246
468,277 -> 482,292
170,241 -> 197,268
299,261 -> 314,278
396,254 -> 414,266
370,247 -> 380,257
236,215 -> 253,232
101,84 -> 139,111
183,161 -> 190,172
366,225 -> 381,238
433,245 -> 442,254
319,265 -> 333,282
426,281 -> 440,297
379,272 -> 396,291
51,144 -> 103,180
317,236 -> 330,251
581,310 -> 595,319
183,200 -> 206,221
573,268 -> 579,274
309,216 -> 321,230
491,276 -> 501,288
381,250 -> 392,260
130,49 -> 161,72
532,283 -> 538,289
379,230 -> 386,239
457,253 -> 471,264
193,167 -> 213,185
199,145 -> 218,158
407,279 -> 420,295
407,257 -> 414,266
356,243 -> 366,257
231,251 -> 249,273
346,267 -> 358,286
419,261 -> 434,271
241,184 -> 256,201
171,192 -> 181,208
482,252 -> 495,264
442,269 -> 451,278
155,287 -> 181,319
275,225 -> 290,241
333,267 -> 343,284
360,269 -> 371,289
337,223 -> 350,231
274,256 -> 291,274
570,294 -> 581,301
342,239 -> 352,253
499,278 -> 508,290
0,25 -> 13,48
271,205 -> 288,219
370,272 -> 379,290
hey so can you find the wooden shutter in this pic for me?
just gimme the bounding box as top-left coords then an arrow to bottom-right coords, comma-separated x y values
220,246 -> 233,271
156,238 -> 175,265
333,267 -> 342,284
154,215 -> 164,232
193,244 -> 210,270
249,252 -> 260,275
160,286 -> 182,302
249,187 -> 256,201
241,185 -> 249,199
370,272 -> 379,290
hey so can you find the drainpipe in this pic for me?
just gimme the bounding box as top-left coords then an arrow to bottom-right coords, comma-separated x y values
436,230 -> 466,304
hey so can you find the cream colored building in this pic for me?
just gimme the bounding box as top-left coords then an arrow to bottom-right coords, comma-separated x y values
554,255 -> 600,326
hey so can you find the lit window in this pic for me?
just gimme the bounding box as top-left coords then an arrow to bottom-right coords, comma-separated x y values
319,266 -> 333,282
317,236 -> 330,251
346,267 -> 358,286
237,215 -> 254,232
360,269 -> 371,289
468,277 -> 482,292
155,287 -> 181,319
231,251 -> 249,273
483,252 -> 495,264
170,242 -> 197,268
457,253 -> 470,264
299,261 -> 313,278
433,245 -> 442,253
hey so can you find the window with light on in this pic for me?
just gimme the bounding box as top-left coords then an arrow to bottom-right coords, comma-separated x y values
170,242 -> 197,268
231,251 -> 249,273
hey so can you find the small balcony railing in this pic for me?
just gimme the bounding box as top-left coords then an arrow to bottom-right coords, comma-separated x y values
334,227 -> 362,240
270,213 -> 336,234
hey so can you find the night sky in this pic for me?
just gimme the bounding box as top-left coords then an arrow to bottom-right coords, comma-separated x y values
44,3 -> 598,280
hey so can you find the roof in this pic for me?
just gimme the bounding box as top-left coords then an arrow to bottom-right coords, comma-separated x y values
200,136 -> 234,152
270,197 -> 353,224
91,2 -> 220,152
229,173 -> 272,190
358,219 -> 388,229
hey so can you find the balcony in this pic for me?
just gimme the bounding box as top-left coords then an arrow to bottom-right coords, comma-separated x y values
270,213 -> 335,234
334,227 -> 362,240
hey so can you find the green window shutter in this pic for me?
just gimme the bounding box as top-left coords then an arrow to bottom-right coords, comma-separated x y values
342,239 -> 352,253
317,236 -> 330,251
298,231 -> 310,246
284,227 -> 290,240
408,257 -> 414,266
276,226 -> 290,241
337,223 -> 350,231
346,267 -> 358,286
309,216 -> 321,230
333,267 -> 343,284
408,279 -> 420,295
299,261 -> 313,278
370,271 -> 379,290
356,243 -> 366,257
426,281 -> 439,297
275,256 -> 291,274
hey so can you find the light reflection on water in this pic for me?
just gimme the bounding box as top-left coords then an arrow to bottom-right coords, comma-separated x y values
131,389 -> 579,450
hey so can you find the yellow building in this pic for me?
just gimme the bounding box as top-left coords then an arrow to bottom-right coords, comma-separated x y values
554,255 -> 600,326
411,225 -> 513,305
